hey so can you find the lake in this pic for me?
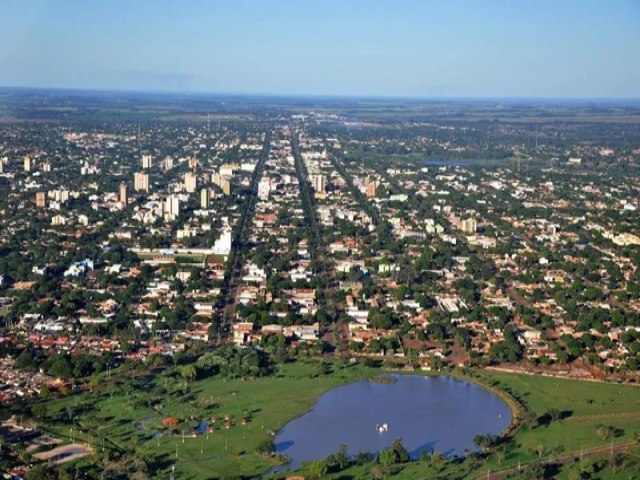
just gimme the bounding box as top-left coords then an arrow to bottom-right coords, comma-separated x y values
424,159 -> 471,167
274,374 -> 511,469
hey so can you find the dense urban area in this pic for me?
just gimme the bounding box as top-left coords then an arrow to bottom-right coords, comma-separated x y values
1,90 -> 640,479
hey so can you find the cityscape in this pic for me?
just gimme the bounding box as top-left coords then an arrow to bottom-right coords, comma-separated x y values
1,1 -> 640,480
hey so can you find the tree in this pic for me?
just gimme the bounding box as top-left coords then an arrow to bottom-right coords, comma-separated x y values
378,448 -> 397,467
180,365 -> 197,383
392,438 -> 409,463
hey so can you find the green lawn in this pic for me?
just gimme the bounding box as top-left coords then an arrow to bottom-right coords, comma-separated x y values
39,359 -> 377,479
35,364 -> 640,479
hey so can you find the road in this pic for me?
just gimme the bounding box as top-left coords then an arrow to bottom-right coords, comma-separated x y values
215,131 -> 272,336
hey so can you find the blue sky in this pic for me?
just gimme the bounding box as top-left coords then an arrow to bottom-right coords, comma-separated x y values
0,0 -> 639,97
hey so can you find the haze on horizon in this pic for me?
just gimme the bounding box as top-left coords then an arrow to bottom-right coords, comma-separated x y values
1,0 -> 639,99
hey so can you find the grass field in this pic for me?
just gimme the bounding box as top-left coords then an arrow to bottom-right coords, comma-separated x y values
39,359 -> 377,479
35,362 -> 640,479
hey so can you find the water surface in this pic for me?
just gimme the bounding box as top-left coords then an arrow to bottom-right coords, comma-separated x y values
275,374 -> 511,469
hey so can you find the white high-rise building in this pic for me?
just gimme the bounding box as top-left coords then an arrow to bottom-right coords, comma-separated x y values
163,156 -> 174,171
134,172 -> 149,192
142,155 -> 152,169
213,229 -> 232,256
164,195 -> 180,220
23,156 -> 32,172
184,172 -> 197,193
258,178 -> 271,201
311,174 -> 326,193
200,188 -> 210,209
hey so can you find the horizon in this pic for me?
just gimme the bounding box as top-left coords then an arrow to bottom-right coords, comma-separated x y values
1,0 -> 639,98
2,85 -> 640,104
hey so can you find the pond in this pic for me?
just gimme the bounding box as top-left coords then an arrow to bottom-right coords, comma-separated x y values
424,159 -> 471,167
274,374 -> 511,470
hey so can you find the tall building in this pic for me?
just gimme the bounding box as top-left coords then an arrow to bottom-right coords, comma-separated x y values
42,161 -> 51,173
222,178 -> 231,196
460,218 -> 478,234
200,188 -> 210,209
163,156 -> 173,171
311,174 -> 326,193
119,182 -> 128,206
0,157 -> 4,174
134,172 -> 149,192
258,178 -> 271,200
23,156 -> 32,172
142,155 -> 152,169
184,172 -> 197,193
366,181 -> 377,199
35,192 -> 46,208
189,154 -> 198,169
164,195 -> 180,219
213,229 -> 232,256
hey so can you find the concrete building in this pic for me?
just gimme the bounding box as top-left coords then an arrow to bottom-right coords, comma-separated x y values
119,182 -> 128,206
258,178 -> 271,201
142,155 -> 152,169
200,188 -> 210,209
163,156 -> 173,171
222,178 -> 231,196
460,218 -> 478,234
184,172 -> 197,193
366,181 -> 377,199
35,192 -> 46,208
311,174 -> 326,193
23,155 -> 32,172
164,195 -> 180,220
189,154 -> 197,169
134,172 -> 149,192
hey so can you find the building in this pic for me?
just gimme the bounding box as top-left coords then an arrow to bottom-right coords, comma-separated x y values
222,178 -> 231,196
119,182 -> 128,206
258,178 -> 271,201
200,188 -> 210,209
460,218 -> 477,234
0,157 -> 4,174
163,156 -> 173,171
189,154 -> 197,169
311,174 -> 326,193
184,172 -> 197,193
366,181 -> 377,199
164,195 -> 180,220
23,155 -> 32,172
142,155 -> 152,169
35,192 -> 46,208
213,229 -> 232,256
41,161 -> 51,172
134,172 -> 149,192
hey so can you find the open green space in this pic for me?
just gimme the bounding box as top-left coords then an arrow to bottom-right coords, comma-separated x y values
32,362 -> 640,479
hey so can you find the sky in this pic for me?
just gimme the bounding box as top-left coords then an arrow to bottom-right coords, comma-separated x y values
0,0 -> 639,98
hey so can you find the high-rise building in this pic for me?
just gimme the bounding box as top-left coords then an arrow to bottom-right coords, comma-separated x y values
134,172 -> 149,192
200,188 -> 210,209
222,178 -> 231,196
189,154 -> 198,169
258,178 -> 271,200
311,174 -> 326,193
119,182 -> 128,206
23,156 -> 32,172
42,161 -> 51,173
184,172 -> 197,193
163,156 -> 173,171
366,181 -> 377,199
142,155 -> 152,169
164,195 -> 180,219
35,192 -> 46,208
0,157 -> 4,174
460,218 -> 478,234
